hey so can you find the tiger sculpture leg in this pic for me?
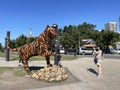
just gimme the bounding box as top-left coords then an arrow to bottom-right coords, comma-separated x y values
18,58 -> 22,66
18,49 -> 57,75
23,59 -> 31,74
19,55 -> 31,74
45,56 -> 52,66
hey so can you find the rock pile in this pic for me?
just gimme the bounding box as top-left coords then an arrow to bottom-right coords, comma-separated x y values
31,65 -> 69,82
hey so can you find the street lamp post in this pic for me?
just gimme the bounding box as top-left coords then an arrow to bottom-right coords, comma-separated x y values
52,24 -> 61,65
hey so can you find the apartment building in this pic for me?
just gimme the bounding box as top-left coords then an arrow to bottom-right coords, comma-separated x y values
105,22 -> 117,32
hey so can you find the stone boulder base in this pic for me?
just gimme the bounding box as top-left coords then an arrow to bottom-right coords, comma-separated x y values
31,65 -> 69,82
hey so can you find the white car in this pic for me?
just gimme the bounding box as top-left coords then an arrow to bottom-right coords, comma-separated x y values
110,49 -> 118,54
110,49 -> 120,54
60,49 -> 65,54
116,49 -> 120,54
79,47 -> 93,55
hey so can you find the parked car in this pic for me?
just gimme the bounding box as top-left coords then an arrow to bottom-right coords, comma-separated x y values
110,49 -> 120,54
115,49 -> 120,54
60,49 -> 65,54
110,49 -> 118,54
79,47 -> 93,55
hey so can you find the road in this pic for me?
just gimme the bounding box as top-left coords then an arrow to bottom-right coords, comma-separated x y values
80,54 -> 120,59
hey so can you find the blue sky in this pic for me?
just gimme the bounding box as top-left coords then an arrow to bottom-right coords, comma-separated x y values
0,0 -> 120,46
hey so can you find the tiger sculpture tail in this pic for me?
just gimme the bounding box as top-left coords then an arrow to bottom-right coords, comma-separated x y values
10,25 -> 59,75
10,47 -> 19,52
10,47 -> 23,65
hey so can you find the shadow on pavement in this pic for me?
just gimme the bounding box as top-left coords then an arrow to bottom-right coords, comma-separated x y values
87,68 -> 98,76
29,66 -> 44,71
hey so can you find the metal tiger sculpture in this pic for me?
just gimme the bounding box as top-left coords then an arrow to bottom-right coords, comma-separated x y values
10,25 -> 58,75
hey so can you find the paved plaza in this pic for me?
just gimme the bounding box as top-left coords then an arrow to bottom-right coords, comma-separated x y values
0,56 -> 120,90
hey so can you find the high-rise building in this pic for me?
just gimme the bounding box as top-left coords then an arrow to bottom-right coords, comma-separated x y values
105,22 -> 117,32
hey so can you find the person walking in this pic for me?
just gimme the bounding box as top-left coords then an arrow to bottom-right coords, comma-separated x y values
93,46 -> 103,78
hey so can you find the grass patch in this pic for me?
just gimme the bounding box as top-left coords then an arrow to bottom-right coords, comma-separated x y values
61,55 -> 80,60
0,67 -> 14,75
14,69 -> 26,77
0,52 -> 5,57
0,67 -> 26,77
0,51 -> 81,61
30,55 -> 80,61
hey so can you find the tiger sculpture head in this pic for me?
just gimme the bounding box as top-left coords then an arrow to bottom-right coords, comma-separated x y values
44,25 -> 58,38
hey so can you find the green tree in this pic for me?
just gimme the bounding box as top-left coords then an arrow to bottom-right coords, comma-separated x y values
9,22 -> 120,51
10,34 -> 35,48
10,40 -> 16,48
16,34 -> 27,47
101,30 -> 114,48
59,22 -> 97,49
0,43 -> 3,52
27,37 -> 35,44
59,22 -> 120,50
10,34 -> 28,48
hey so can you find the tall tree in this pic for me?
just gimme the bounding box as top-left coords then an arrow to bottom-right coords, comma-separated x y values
0,43 -> 3,51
